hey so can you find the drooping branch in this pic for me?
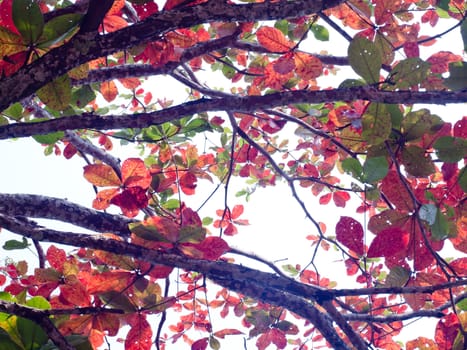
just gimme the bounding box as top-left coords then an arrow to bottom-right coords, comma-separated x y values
1,87 -> 466,140
0,0 -> 345,111
0,213 -> 358,350
0,194 -> 135,236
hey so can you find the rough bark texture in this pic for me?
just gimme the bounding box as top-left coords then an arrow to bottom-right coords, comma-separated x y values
0,0 -> 345,111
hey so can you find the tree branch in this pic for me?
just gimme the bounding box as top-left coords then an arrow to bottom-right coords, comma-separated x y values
1,87 -> 466,140
0,0 -> 345,111
0,214 -> 357,350
0,194 -> 135,237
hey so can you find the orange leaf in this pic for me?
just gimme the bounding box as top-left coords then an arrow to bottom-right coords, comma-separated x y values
100,81 -> 118,102
193,236 -> 230,260
60,282 -> 91,306
381,171 -> 414,212
103,15 -> 128,33
122,158 -> 151,188
85,271 -> 134,294
256,26 -> 293,53
125,315 -> 152,350
93,188 -> 119,210
119,77 -> 141,90
84,164 -> 121,187
294,52 -> 323,80
107,0 -> 125,15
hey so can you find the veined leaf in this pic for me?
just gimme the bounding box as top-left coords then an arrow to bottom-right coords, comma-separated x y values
390,58 -> 430,89
83,164 -> 121,187
0,26 -> 24,57
256,26 -> 293,53
444,61 -> 467,90
37,13 -> 82,48
36,74 -> 71,110
362,156 -> 388,183
348,36 -> 382,84
401,145 -> 435,177
12,0 -> 44,44
402,109 -> 443,141
362,103 -> 391,145
336,216 -> 364,255
433,136 -> 467,163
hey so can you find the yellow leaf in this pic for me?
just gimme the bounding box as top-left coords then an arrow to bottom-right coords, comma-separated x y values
83,164 -> 121,187
100,80 -> 118,102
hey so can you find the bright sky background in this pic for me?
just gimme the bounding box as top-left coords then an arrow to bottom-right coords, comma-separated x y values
0,4 -> 465,349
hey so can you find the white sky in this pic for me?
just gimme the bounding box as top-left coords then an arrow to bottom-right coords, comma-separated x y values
0,6 -> 465,350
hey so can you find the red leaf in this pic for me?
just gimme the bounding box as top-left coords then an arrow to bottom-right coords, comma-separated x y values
213,328 -> 243,339
191,337 -> 208,350
256,26 -> 293,53
0,0 -> 19,34
111,187 -> 148,218
63,143 -> 77,159
333,191 -> 350,208
46,245 -> 66,272
380,171 -> 414,212
125,315 -> 152,350
84,164 -> 121,187
60,282 -> 90,307
336,216 -> 364,256
319,193 -> 332,205
453,117 -> 467,138
427,51 -> 462,74
367,227 -> 409,258
435,313 -> 459,350
194,237 -> 230,260
122,158 -> 151,189
231,204 -> 244,219
133,2 -> 159,20
224,222 -> 238,236
180,171 -> 197,195
273,55 -> 295,74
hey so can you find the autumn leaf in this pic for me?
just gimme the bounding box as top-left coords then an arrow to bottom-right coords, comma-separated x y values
125,314 -> 152,350
46,245 -> 66,272
336,216 -> 364,256
256,26 -> 293,53
110,187 -> 149,218
121,158 -> 152,188
100,80 -> 118,102
367,227 -> 409,258
294,52 -> 323,80
84,164 -> 121,187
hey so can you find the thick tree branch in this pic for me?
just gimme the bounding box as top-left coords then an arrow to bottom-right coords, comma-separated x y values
1,87 -> 466,140
0,194 -> 135,236
0,0 -> 345,111
0,214 -> 357,350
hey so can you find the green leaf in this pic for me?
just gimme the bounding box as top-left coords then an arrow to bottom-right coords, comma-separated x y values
310,24 -> 329,41
419,204 -> 437,225
457,298 -> 467,311
37,13 -> 82,48
99,291 -> 136,312
178,226 -> 206,243
362,156 -> 388,183
461,19 -> 467,52
338,79 -> 366,88
0,329 -> 22,350
401,145 -> 435,177
433,136 -> 467,163
402,109 -> 443,141
341,158 -> 362,180
458,166 -> 467,193
36,74 -> 71,111
362,103 -> 391,145
431,208 -> 448,240
25,296 -> 50,310
128,222 -> 170,243
2,237 -> 29,250
348,36 -> 382,84
12,0 -> 44,44
3,103 -> 23,121
390,58 -> 430,89
41,335 -> 93,350
30,118 -> 64,144
18,316 -> 48,350
182,118 -> 212,134
385,266 -> 410,287
444,61 -> 467,90
71,85 -> 96,108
